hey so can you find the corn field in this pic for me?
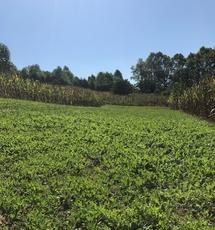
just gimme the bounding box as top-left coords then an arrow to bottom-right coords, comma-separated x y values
169,78 -> 215,119
0,75 -> 168,107
0,76 -> 102,106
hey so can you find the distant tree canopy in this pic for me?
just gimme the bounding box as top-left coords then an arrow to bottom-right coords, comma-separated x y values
87,75 -> 96,90
19,65 -> 133,94
1,42 -> 214,96
20,65 -> 75,85
132,47 -> 215,93
112,79 -> 133,95
113,69 -> 123,82
0,43 -> 10,61
84,70 -> 132,94
95,72 -> 113,91
112,70 -> 133,95
132,52 -> 172,93
0,43 -> 17,75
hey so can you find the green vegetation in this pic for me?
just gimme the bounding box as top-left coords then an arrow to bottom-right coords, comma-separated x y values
0,99 -> 214,229
0,76 -> 167,107
0,43 -> 16,75
18,47 -> 215,96
169,78 -> 215,119
1,42 -> 215,119
1,42 -> 215,97
0,75 -> 101,107
20,66 -> 133,95
131,47 -> 215,94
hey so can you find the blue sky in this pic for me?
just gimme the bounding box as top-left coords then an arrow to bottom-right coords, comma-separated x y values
1,0 -> 214,79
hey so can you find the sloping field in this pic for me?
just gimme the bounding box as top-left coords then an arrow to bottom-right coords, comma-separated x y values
0,99 -> 214,229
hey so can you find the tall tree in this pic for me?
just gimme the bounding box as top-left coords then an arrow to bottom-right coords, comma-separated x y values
20,65 -> 45,82
88,75 -> 96,90
199,47 -> 215,77
95,72 -> 113,91
131,52 -> 172,93
62,66 -> 74,85
79,79 -> 89,88
0,43 -> 16,75
51,66 -> 74,85
113,69 -> 123,82
171,53 -> 189,86
112,79 -> 133,95
29,65 -> 44,81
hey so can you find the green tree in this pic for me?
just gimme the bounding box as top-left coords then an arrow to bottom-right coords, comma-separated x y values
88,75 -> 96,90
170,53 -> 189,88
112,79 -> 133,95
62,66 -> 74,85
186,47 -> 215,85
20,65 -> 45,82
131,52 -> 172,93
137,79 -> 156,93
72,76 -> 81,87
29,65 -> 44,81
51,66 -> 74,85
0,43 -> 16,75
79,79 -> 89,88
113,69 -> 123,82
95,72 -> 113,91
20,67 -> 30,80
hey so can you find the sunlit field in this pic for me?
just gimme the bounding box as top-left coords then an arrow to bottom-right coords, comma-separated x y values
0,99 -> 214,229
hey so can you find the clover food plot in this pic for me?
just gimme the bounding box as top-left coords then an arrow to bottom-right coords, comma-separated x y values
0,98 -> 214,229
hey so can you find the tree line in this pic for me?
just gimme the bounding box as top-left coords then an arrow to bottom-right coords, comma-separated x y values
20,66 -> 133,95
0,42 -> 214,96
132,47 -> 215,94
0,43 -> 133,95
